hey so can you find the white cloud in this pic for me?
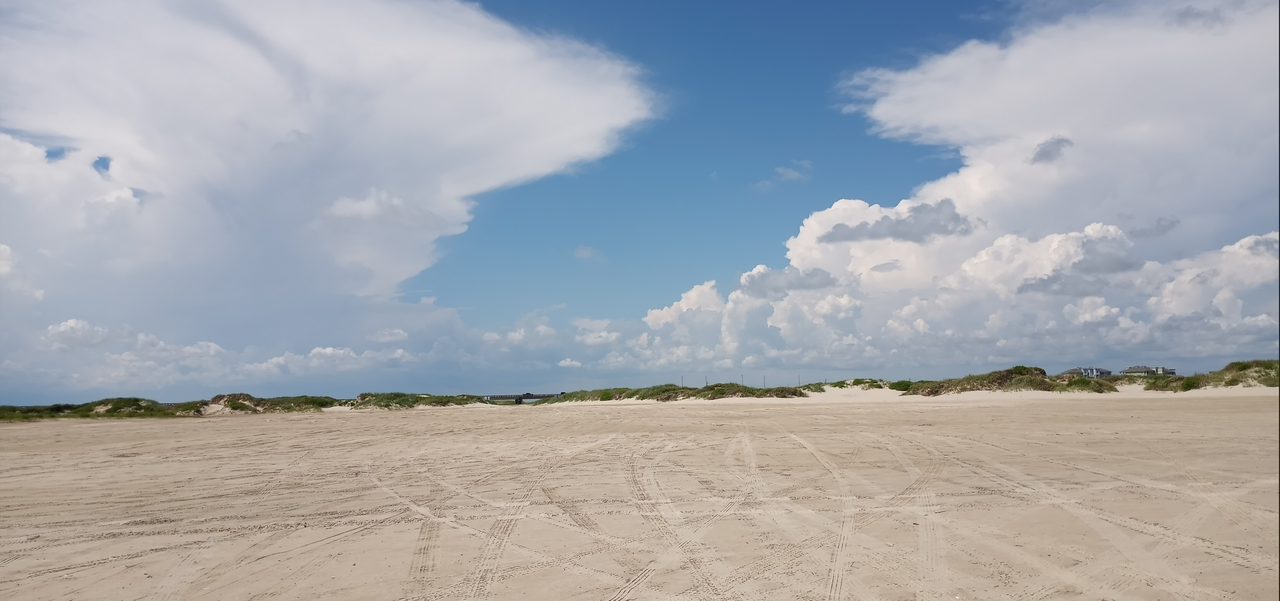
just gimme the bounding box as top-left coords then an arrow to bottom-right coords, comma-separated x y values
558,358 -> 582,367
1063,297 -> 1120,325
0,0 -> 651,293
0,0 -> 652,396
607,1 -> 1279,372
945,223 -> 1139,300
644,281 -> 725,329
572,318 -> 620,346
845,0 -> 1277,246
43,319 -> 110,349
245,346 -> 419,377
1147,233 -> 1279,324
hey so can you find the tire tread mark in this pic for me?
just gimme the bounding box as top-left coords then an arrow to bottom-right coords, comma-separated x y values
409,519 -> 440,589
606,443 -> 747,601
930,435 -> 1268,600
463,434 -> 618,600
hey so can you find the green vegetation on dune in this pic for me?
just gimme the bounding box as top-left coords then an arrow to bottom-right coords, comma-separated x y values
1106,359 -> 1279,392
906,360 -> 1278,397
0,397 -> 202,420
902,366 -> 1118,396
0,391 -> 481,420
352,392 -> 481,408
3,360 -> 1273,419
694,382 -> 811,399
210,393 -> 342,413
537,382 -> 817,404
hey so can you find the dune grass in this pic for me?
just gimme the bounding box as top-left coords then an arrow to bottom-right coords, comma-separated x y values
1104,359 -> 1279,392
537,382 -> 817,404
209,393 -> 342,413
902,366 -> 1118,396
0,397 -> 205,420
5,359 -> 1273,419
352,392 -> 482,408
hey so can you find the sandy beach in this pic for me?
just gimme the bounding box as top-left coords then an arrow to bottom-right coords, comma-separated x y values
1,387 -> 1276,601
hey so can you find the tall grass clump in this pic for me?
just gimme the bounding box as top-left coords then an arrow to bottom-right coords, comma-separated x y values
210,393 -> 342,413
539,382 -> 814,403
1,397 -> 205,420
354,392 -> 480,408
901,366 -> 1115,396
904,366 -> 1048,396
1130,359 -> 1278,392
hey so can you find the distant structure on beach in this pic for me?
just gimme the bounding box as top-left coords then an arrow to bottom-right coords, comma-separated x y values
1062,367 -> 1112,379
1120,365 -> 1177,376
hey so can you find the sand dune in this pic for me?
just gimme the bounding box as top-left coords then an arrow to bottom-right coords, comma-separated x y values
1,388 -> 1276,600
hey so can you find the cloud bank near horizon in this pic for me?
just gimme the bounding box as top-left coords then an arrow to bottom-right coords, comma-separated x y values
2,0 -> 1276,398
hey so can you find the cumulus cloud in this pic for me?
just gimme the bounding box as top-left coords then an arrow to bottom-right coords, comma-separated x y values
43,319 -> 110,349
1029,135 -> 1073,164
0,0 -> 652,398
0,0 -> 651,293
818,198 -> 975,243
578,1 -> 1278,374
949,223 -> 1140,299
1063,296 -> 1120,325
738,266 -> 838,300
558,358 -> 582,367
573,318 -> 621,346
844,0 -> 1277,247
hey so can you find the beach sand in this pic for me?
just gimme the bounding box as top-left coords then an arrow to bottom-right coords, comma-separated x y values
1,387 -> 1276,600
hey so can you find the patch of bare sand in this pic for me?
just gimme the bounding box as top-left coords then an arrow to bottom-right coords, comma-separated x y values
0,388 -> 1275,600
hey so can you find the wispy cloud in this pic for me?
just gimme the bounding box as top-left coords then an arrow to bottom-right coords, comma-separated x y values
754,159 -> 813,191
573,245 -> 602,260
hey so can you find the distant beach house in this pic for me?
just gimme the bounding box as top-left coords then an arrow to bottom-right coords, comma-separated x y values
1120,365 -> 1176,376
1062,367 -> 1112,379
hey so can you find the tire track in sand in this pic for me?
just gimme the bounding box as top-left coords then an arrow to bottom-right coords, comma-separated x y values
926,435 -> 1262,601
607,440 -> 751,601
146,538 -> 213,601
409,518 -> 440,589
720,428 -> 877,599
463,433 -> 618,600
877,435 -> 948,601
368,477 -> 644,601
952,433 -> 1278,542
543,484 -> 643,573
1140,440 -> 1279,543
716,428 -> 945,597
184,530 -> 295,596
781,429 -> 909,601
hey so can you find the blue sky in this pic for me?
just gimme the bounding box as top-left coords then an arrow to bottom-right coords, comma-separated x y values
409,1 -> 1001,327
1,0 -> 1276,403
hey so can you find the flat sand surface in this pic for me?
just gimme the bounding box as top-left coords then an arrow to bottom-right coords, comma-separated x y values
1,389 -> 1276,601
